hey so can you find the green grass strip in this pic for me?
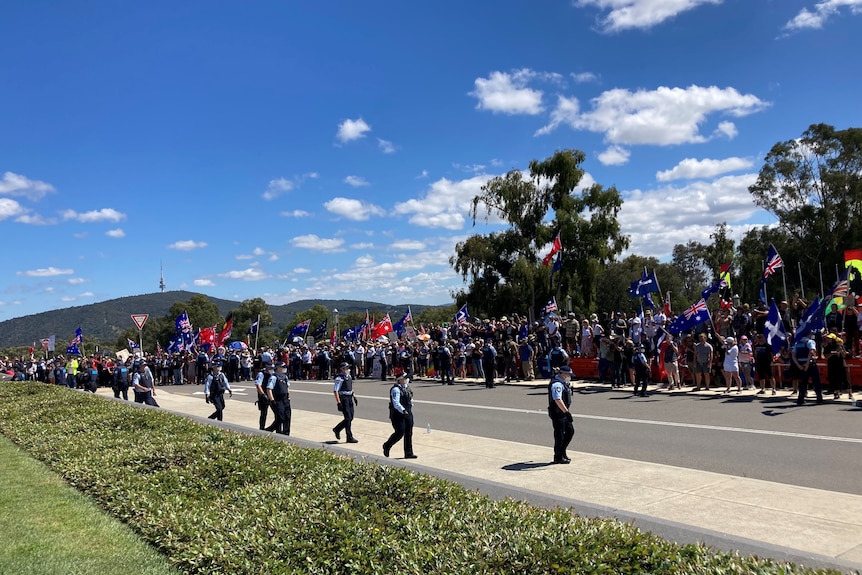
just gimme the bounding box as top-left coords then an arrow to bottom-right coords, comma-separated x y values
0,382 -> 849,574
0,434 -> 181,575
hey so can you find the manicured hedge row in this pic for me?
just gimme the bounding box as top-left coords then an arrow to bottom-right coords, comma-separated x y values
0,382 -> 841,574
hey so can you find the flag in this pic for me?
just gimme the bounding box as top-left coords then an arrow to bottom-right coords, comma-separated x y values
29,342 -> 34,355
156,341 -> 163,355
371,314 -> 393,340
550,251 -> 563,289
627,267 -> 659,297
360,310 -> 370,340
794,296 -> 825,343
66,343 -> 80,355
311,319 -> 328,340
72,327 -> 83,344
542,233 -> 562,266
764,300 -> 788,354
342,325 -> 358,340
216,314 -> 233,347
542,297 -> 558,315
330,327 -> 337,345
830,266 -> 850,299
175,311 -> 191,332
128,338 -> 140,350
762,244 -> 784,279
643,292 -> 656,310
667,299 -> 710,335
166,336 -> 180,354
454,303 -> 469,325
248,317 -> 259,335
289,320 -> 311,340
701,269 -> 730,301
663,291 -> 672,317
199,326 -> 217,345
392,308 -> 412,336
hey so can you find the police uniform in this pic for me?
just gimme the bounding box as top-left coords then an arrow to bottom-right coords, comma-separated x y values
204,362 -> 232,421
793,336 -> 823,405
267,362 -> 291,435
382,374 -> 417,459
332,363 -> 358,443
132,362 -> 158,406
254,364 -> 276,430
548,366 -> 575,464
113,360 -> 131,400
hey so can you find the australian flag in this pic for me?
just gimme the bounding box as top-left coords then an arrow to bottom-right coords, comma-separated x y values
392,308 -> 412,336
127,338 -> 140,350
550,251 -> 563,289
764,299 -> 788,353
542,297 -> 558,315
289,320 -> 310,339
175,311 -> 191,332
667,299 -> 710,335
310,320 -> 328,340
628,268 -> 659,298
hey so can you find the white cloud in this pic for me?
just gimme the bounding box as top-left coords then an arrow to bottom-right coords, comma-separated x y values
194,279 -> 215,287
219,268 -> 269,281
0,198 -> 27,220
714,121 -> 738,139
597,145 -> 631,166
619,173 -> 760,258
417,170 -> 429,179
390,240 -> 426,250
263,178 -> 294,200
105,228 -> 125,238
537,85 -> 768,145
572,72 -> 599,83
0,171 -> 56,200
281,209 -> 310,217
656,157 -> 754,181
336,118 -> 371,143
393,174 -> 501,230
15,212 -> 51,225
377,138 -> 396,153
61,208 -> 126,223
785,0 -> 862,31
67,277 -> 86,285
344,175 -> 370,187
351,242 -> 375,249
470,69 -> 546,115
324,197 -> 385,221
167,240 -> 208,251
576,0 -> 723,32
293,267 -> 311,274
291,234 -> 346,252
17,267 -> 74,277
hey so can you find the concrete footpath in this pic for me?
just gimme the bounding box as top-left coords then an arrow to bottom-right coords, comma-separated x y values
100,385 -> 862,572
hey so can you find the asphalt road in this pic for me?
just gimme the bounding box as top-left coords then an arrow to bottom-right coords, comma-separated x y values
173,376 -> 862,496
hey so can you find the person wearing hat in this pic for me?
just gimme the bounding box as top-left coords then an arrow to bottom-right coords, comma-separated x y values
722,336 -> 742,394
254,362 -> 276,431
383,373 -> 417,459
632,344 -> 650,397
548,365 -> 575,464
204,361 -> 232,421
481,338 -> 497,388
266,361 -> 291,435
332,362 -> 359,443
132,360 -> 158,406
112,357 -> 131,400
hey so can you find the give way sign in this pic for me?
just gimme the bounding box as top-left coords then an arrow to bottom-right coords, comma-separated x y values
131,314 -> 149,330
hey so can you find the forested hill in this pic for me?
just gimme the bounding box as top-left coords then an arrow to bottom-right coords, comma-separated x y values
0,291 -> 435,348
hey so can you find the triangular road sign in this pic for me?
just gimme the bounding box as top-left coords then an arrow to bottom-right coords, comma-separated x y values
131,314 -> 149,330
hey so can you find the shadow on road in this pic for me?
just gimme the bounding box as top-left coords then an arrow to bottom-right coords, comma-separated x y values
502,461 -> 555,471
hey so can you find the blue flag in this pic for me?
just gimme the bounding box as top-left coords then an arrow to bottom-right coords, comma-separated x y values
127,338 -> 140,350
628,267 -> 659,297
454,304 -> 469,325
247,318 -> 259,335
175,311 -> 191,332
764,300 -> 788,354
392,308 -> 412,336
66,343 -> 81,355
643,292 -> 656,310
542,297 -> 558,315
793,296 -> 824,343
550,252 -> 563,289
342,325 -> 358,340
310,320 -> 328,340
667,299 -> 710,335
289,320 -> 310,339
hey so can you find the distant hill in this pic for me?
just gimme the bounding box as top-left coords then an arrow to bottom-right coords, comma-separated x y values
0,291 -> 442,348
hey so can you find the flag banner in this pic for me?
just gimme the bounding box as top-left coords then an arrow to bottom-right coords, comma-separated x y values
175,311 -> 191,332
764,300 -> 788,353
627,268 -> 659,297
41,337 -> 50,350
667,299 -> 710,335
342,325 -> 359,340
48,335 -> 56,352
166,336 -> 181,354
289,320 -> 311,340
311,319 -> 328,340
643,292 -> 656,310
330,327 -> 337,345
762,244 -> 784,279
550,251 -> 562,289
542,297 -> 558,315
72,327 -> 83,344
216,314 -> 234,347
454,303 -> 469,325
66,343 -> 81,355
663,291 -> 672,317
199,326 -> 217,345
248,318 -> 259,335
541,233 -> 562,266
156,341 -> 163,355
127,338 -> 140,349
392,309 -> 412,336
371,315 -> 393,340
794,296 -> 825,343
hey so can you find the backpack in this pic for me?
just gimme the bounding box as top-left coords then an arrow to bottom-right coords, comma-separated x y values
272,373 -> 289,399
211,372 -> 227,394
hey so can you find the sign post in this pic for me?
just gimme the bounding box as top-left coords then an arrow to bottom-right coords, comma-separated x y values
131,314 -> 148,352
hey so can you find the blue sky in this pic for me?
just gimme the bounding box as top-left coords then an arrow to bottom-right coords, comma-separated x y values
2,0 -> 860,320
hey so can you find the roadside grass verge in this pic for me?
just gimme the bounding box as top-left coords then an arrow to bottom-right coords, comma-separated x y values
0,434 -> 180,575
0,382 -> 849,574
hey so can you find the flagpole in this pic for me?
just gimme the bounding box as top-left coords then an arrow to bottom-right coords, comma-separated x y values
254,314 -> 260,352
819,262 -> 824,298
797,261 -> 805,299
781,267 -> 788,303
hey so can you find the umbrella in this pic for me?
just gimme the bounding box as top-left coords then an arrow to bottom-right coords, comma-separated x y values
228,341 -> 248,350
418,334 -> 431,341
376,335 -> 390,343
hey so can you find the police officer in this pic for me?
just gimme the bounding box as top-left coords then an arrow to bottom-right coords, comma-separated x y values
266,361 -> 291,435
332,362 -> 359,443
481,339 -> 497,388
254,362 -> 276,431
132,360 -> 158,406
112,358 -> 131,400
548,365 -> 575,464
793,334 -> 823,405
383,373 -> 417,459
205,361 -> 232,421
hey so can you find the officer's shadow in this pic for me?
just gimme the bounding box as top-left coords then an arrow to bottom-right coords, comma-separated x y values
502,461 -> 555,471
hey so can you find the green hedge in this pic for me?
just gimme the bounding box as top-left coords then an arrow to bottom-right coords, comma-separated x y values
0,382 -> 843,574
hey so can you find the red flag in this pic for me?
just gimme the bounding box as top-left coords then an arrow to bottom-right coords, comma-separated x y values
216,314 -> 233,347
663,291 -> 672,317
371,314 -> 393,340
542,233 -> 562,266
330,327 -> 337,345
199,326 -> 217,345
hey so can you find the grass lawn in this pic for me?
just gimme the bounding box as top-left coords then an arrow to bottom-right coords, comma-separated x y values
0,435 -> 180,575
